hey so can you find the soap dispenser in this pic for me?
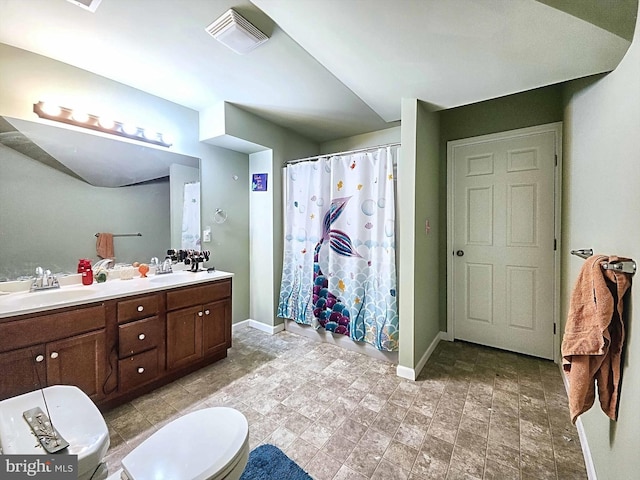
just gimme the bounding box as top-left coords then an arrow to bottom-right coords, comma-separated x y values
78,259 -> 94,285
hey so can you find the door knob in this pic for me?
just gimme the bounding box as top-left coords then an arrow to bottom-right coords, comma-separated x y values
456,250 -> 464,257
35,355 -> 44,363
50,352 -> 59,359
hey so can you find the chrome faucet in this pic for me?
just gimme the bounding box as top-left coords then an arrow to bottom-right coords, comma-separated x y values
31,266 -> 60,291
156,257 -> 173,275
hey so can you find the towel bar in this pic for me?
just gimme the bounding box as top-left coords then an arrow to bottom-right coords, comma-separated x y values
570,248 -> 636,274
94,233 -> 142,237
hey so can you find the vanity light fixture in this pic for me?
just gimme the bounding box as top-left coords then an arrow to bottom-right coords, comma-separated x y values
33,101 -> 173,147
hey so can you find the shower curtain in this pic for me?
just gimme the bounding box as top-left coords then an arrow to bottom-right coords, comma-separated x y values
181,181 -> 201,250
277,147 -> 398,351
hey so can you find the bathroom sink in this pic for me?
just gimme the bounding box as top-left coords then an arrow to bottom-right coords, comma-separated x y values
0,287 -> 100,309
149,270 -> 202,283
149,273 -> 182,284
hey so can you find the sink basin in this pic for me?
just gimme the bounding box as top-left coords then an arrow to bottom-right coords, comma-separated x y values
149,270 -> 203,284
0,287 -> 99,309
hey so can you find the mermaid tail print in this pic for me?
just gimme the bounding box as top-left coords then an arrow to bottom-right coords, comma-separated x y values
312,197 -> 359,335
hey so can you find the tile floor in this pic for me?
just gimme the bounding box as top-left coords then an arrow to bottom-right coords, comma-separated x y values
103,327 -> 587,479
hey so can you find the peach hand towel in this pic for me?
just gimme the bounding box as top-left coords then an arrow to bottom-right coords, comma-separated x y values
96,233 -> 115,259
561,255 -> 631,423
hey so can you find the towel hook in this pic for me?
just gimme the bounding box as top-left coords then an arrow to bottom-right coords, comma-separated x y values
213,208 -> 227,224
570,249 -> 593,260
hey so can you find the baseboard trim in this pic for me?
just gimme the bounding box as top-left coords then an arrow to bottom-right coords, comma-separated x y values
559,365 -> 597,480
232,319 -> 285,335
396,331 -> 445,381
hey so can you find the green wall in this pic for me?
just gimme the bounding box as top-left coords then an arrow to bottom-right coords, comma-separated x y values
200,103 -> 318,328
397,99 -> 441,372
561,6 -> 640,477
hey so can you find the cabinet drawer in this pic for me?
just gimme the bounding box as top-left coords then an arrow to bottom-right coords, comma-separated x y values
118,348 -> 159,392
117,295 -> 159,323
118,316 -> 162,358
0,305 -> 105,352
166,280 -> 231,311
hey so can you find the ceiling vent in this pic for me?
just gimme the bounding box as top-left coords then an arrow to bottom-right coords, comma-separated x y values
65,0 -> 102,13
205,9 -> 269,55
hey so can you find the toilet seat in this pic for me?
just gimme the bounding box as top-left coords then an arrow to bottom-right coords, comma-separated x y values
120,407 -> 249,480
0,385 -> 110,480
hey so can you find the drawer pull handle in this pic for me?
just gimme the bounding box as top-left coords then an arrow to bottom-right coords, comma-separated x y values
50,352 -> 59,359
205,310 -> 210,315
35,355 -> 44,363
138,333 -> 146,340
137,367 -> 145,374
137,306 -> 144,312
198,311 -> 203,317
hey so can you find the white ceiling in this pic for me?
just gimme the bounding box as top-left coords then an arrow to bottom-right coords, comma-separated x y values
0,0 -> 634,144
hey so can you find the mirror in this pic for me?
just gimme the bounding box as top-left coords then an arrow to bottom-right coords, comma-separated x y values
0,116 -> 200,281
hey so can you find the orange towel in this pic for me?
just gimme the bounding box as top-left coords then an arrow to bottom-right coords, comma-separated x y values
561,255 -> 632,423
96,233 -> 115,259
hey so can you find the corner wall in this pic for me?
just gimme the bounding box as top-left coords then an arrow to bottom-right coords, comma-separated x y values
561,6 -> 640,478
398,99 -> 441,374
200,103 -> 318,328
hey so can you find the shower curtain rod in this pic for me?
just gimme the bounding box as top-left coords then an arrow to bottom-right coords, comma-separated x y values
284,142 -> 401,166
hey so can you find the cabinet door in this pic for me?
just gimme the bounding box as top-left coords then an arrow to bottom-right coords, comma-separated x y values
202,299 -> 230,357
46,329 -> 106,401
0,346 -> 47,400
166,306 -> 202,370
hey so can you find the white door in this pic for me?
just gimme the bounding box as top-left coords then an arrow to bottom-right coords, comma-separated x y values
448,124 -> 560,359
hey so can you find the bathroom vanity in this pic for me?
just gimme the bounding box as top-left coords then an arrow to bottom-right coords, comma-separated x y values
0,271 -> 232,409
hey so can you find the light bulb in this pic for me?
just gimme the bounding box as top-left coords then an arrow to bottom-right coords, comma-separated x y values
41,103 -> 61,116
142,129 -> 158,141
72,111 -> 90,123
122,123 -> 139,136
98,117 -> 115,129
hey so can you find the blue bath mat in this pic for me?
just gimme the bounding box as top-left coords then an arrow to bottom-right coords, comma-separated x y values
240,444 -> 312,480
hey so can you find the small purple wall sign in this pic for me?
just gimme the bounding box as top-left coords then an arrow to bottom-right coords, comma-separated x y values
252,173 -> 268,191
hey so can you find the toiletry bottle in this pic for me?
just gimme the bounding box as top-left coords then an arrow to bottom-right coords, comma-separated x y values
81,260 -> 94,285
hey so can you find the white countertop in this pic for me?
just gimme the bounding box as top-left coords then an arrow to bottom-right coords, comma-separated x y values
0,269 -> 233,319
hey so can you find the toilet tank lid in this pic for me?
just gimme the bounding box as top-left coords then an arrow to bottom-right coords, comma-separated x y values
122,407 -> 249,480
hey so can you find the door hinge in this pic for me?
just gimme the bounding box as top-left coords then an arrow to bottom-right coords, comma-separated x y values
553,323 -> 557,335
554,239 -> 557,251
555,154 -> 558,166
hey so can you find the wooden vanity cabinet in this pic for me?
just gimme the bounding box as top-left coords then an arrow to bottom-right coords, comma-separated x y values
116,293 -> 164,393
0,305 -> 106,402
0,277 -> 232,409
166,280 -> 231,371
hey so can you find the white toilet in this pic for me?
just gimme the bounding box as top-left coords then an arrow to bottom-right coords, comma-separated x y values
0,386 -> 249,480
0,385 -> 110,480
106,406 -> 249,480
